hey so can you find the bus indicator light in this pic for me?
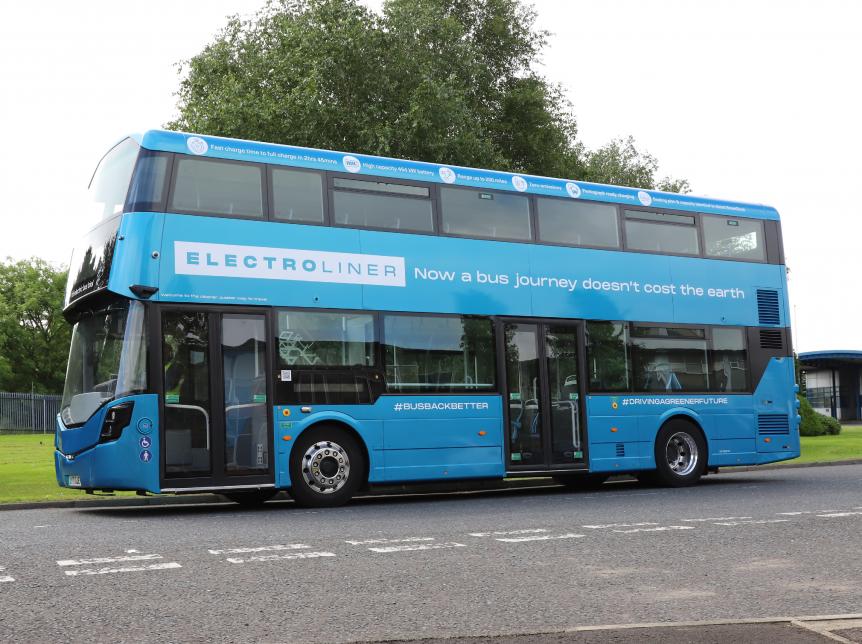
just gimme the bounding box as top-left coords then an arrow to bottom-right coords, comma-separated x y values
478,431 -> 487,436
282,435 -> 292,442
282,409 -> 291,417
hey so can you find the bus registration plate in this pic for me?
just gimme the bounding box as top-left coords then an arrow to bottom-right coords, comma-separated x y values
68,475 -> 81,488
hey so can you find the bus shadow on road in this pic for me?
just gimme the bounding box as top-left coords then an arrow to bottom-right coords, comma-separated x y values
78,471 -> 781,519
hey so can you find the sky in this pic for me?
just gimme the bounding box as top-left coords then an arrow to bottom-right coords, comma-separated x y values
0,0 -> 859,352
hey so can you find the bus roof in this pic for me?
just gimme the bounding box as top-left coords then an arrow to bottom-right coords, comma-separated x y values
134,129 -> 780,221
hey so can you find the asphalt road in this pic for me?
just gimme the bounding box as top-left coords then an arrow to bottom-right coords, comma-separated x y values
1,465 -> 862,643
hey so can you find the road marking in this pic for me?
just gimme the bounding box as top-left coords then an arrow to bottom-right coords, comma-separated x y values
496,533 -> 584,543
369,542 -> 466,553
612,526 -> 695,534
64,562 -> 181,577
582,522 -> 658,529
57,554 -> 162,567
0,566 -> 13,583
776,512 -> 809,516
468,529 -> 548,537
713,519 -> 790,526
345,537 -> 434,545
209,544 -> 310,555
817,511 -> 862,518
226,551 -> 335,564
682,517 -> 751,522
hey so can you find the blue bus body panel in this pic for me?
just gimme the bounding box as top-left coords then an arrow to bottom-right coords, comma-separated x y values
109,212 -> 787,328
585,357 -> 800,473
274,395 -> 504,487
136,129 -> 780,220
55,394 -> 161,493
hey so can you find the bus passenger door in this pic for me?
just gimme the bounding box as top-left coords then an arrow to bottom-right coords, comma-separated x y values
160,307 -> 274,490
503,320 -> 587,471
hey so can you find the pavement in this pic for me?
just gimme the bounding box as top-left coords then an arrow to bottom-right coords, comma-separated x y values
1,464 -> 862,642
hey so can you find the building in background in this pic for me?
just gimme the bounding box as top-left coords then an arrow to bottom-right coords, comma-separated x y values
798,351 -> 862,421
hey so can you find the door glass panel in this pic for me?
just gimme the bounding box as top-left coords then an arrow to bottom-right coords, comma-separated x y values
163,312 -> 211,476
505,324 -> 543,466
223,315 -> 269,474
546,326 -> 584,464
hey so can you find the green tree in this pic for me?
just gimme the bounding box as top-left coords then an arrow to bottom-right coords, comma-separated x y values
169,0 -> 686,190
0,258 -> 70,393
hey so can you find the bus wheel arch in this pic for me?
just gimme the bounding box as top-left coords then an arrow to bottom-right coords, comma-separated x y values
650,415 -> 708,487
287,421 -> 369,507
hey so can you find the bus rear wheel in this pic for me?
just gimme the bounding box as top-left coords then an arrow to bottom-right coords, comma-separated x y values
289,425 -> 364,508
653,419 -> 706,487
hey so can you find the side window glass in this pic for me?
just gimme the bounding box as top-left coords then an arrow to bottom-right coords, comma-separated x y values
440,188 -> 531,241
537,199 -> 619,248
630,325 -> 709,392
703,216 -> 765,261
624,210 -> 699,255
277,311 -> 376,367
585,321 -> 630,392
710,327 -> 749,392
332,178 -> 433,232
272,168 -> 325,223
383,315 -> 495,392
171,158 -> 264,218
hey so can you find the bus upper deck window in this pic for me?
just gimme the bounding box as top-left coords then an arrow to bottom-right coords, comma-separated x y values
171,158 -> 264,218
624,210 -> 699,255
702,215 -> 765,261
272,168 -> 325,224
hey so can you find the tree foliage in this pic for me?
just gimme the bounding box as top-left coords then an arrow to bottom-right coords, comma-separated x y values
169,0 -> 687,191
0,258 -> 70,393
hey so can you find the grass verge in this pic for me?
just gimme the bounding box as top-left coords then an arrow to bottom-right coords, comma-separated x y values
0,433 -> 134,504
797,424 -> 862,464
1,425 -> 861,505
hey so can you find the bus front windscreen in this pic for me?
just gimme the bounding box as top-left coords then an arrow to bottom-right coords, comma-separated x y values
60,300 -> 147,426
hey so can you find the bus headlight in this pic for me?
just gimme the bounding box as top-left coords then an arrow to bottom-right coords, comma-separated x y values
100,402 -> 134,443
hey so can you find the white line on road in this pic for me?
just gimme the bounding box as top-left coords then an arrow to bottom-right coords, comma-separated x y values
64,562 -> 181,577
496,533 -> 584,543
0,566 -> 13,583
582,522 -> 659,529
817,511 -> 862,518
776,512 -> 810,516
345,537 -> 434,545
612,526 -> 695,534
226,551 -> 335,564
209,544 -> 310,555
57,554 -> 162,567
468,529 -> 549,537
682,517 -> 752,522
369,542 -> 466,553
713,519 -> 790,526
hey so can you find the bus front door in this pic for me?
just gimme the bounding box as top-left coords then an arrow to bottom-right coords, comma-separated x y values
503,321 -> 587,471
159,307 -> 275,491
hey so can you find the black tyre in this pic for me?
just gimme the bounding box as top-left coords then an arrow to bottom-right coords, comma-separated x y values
653,419 -> 706,487
553,474 -> 608,490
224,490 -> 277,507
288,425 -> 365,508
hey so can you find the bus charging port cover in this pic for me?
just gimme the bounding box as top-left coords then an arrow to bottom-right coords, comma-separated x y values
100,402 -> 134,443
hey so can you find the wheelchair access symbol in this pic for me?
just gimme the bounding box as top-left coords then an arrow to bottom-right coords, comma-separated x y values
139,436 -> 152,449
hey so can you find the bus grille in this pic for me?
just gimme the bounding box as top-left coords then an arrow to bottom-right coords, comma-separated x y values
757,414 -> 790,435
759,329 -> 784,350
756,289 -> 781,325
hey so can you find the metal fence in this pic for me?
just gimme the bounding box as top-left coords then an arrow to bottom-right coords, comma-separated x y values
0,392 -> 62,433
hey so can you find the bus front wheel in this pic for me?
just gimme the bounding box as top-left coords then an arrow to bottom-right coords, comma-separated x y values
289,425 -> 365,508
653,419 -> 706,487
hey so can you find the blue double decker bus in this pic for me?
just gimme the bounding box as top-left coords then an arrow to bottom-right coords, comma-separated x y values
55,130 -> 799,506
